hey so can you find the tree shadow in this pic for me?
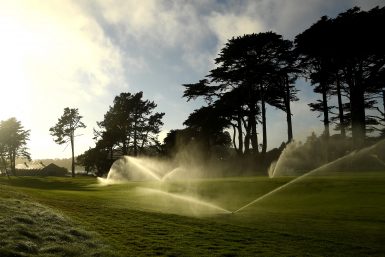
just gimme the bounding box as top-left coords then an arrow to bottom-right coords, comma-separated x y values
0,176 -> 97,191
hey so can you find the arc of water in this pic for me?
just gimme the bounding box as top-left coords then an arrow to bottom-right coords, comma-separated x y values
140,187 -> 231,214
371,154 -> 385,167
269,142 -> 297,178
127,157 -> 162,181
161,167 -> 181,181
232,152 -> 354,213
233,170 -> 315,213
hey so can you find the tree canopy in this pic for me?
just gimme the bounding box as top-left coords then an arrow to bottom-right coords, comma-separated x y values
95,91 -> 165,157
0,118 -> 30,176
295,6 -> 385,146
183,32 -> 298,157
77,91 -> 166,176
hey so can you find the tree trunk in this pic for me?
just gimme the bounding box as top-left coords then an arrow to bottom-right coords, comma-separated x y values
382,89 -> 385,123
122,141 -> 127,155
251,117 -> 259,155
237,114 -> 243,155
133,108 -> 139,156
10,150 -> 16,175
231,124 -> 238,152
140,131 -> 149,153
125,124 -> 132,155
10,152 -> 14,175
109,146 -> 113,159
284,75 -> 293,142
249,104 -> 259,155
1,156 -> 10,178
349,63 -> 366,147
71,132 -> 75,177
350,84 -> 366,147
243,117 -> 251,155
321,81 -> 330,138
336,73 -> 345,137
133,133 -> 138,156
261,97 -> 267,155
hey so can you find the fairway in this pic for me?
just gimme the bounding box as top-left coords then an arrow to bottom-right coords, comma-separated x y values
1,173 -> 385,256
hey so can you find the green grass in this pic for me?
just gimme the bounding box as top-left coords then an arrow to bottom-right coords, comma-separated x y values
1,172 -> 385,256
0,184 -> 115,257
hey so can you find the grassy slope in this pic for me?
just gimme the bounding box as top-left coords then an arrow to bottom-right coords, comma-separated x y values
1,173 -> 385,256
0,183 -> 115,257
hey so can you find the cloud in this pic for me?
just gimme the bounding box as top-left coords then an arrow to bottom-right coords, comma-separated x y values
0,1 -> 127,158
1,1 -> 126,102
207,8 -> 266,47
87,0 -> 216,73
248,0 -> 385,39
1,0 -> 383,159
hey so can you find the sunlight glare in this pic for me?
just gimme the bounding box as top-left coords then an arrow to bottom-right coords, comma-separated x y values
0,16 -> 30,119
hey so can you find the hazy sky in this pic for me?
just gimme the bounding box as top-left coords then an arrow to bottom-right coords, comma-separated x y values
0,0 -> 383,159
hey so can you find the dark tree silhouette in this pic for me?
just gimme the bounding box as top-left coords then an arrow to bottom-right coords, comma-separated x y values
295,16 -> 335,139
183,105 -> 231,158
162,129 -> 196,157
183,32 -> 298,155
49,108 -> 86,177
76,147 -> 110,176
296,6 -> 385,146
95,91 -> 164,157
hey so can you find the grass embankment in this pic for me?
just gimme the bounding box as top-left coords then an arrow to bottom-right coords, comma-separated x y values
1,173 -> 385,256
0,181 -> 114,257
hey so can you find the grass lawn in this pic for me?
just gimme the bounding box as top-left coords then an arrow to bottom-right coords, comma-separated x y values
1,172 -> 385,256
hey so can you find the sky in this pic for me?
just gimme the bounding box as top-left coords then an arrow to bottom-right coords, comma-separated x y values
0,0 -> 383,159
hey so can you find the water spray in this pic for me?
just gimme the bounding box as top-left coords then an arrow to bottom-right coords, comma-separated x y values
98,139 -> 385,216
138,187 -> 232,214
232,152 -> 358,213
161,167 -> 182,181
232,170 -> 315,213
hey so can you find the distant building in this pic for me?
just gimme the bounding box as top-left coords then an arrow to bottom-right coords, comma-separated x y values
13,163 -> 69,176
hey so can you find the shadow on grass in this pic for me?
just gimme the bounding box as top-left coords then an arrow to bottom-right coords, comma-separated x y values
0,176 -> 97,191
